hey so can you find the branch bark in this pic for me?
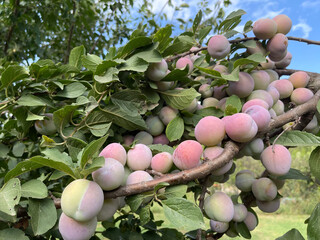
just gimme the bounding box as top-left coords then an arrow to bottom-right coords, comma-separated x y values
64,0 -> 77,64
4,0 -> 20,55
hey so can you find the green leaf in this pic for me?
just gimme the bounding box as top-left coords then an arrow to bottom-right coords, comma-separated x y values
89,122 -> 112,137
161,198 -> 205,232
154,182 -> 170,193
193,10 -> 202,33
82,54 -> 103,72
94,67 -> 119,84
218,9 -> 246,31
16,95 -> 53,107
317,100 -> 320,115
49,170 -> 67,181
307,203 -> 320,240
118,36 -> 153,58
80,156 -> 105,177
80,135 -> 108,169
26,112 -> 45,121
139,205 -> 151,226
243,20 -> 253,33
195,66 -> 222,78
56,82 -> 86,98
97,105 -> 147,131
29,156 -> 76,179
28,198 -> 57,236
21,180 -> 48,199
161,185 -> 188,198
53,105 -> 78,133
132,44 -> 163,63
276,228 -> 305,240
41,148 -> 73,166
66,137 -> 88,161
95,59 -> 123,75
277,168 -> 311,181
0,144 -> 9,158
163,36 -> 194,57
148,144 -> 174,155
12,142 -> 25,157
225,95 -> 242,116
4,161 -> 42,183
161,68 -> 189,83
0,178 -> 21,216
235,222 -> 251,239
198,26 -> 212,44
160,88 -> 200,110
271,130 -> 320,146
126,192 -> 154,212
0,228 -> 29,240
247,53 -> 266,63
196,107 -> 224,118
309,147 -> 320,180
119,56 -> 148,72
111,90 -> 146,116
166,117 -> 184,142
221,66 -> 240,81
153,26 -> 172,52
40,135 -> 57,148
0,65 -> 29,90
69,45 -> 85,69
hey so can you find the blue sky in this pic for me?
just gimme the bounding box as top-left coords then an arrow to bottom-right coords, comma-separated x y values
149,0 -> 320,73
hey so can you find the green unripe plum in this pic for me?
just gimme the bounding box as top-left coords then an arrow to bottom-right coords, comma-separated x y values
289,71 -> 310,88
290,88 -> 314,105
244,212 -> 258,231
267,33 -> 288,61
242,99 -> 269,112
260,57 -> 275,69
127,144 -> 152,170
305,116 -> 318,133
217,97 -> 228,111
195,116 -> 225,146
265,69 -> 279,82
235,170 -> 256,192
269,108 -> 277,119
252,177 -> 277,201
226,72 -> 255,98
224,113 -> 258,143
247,90 -> 274,108
233,203 -> 248,222
146,116 -> 165,136
251,70 -> 271,90
121,166 -> 132,186
34,113 -> 57,135
159,106 -> 179,125
210,220 -> 229,233
134,131 -> 153,145
247,41 -> 267,55
275,51 -> 292,69
213,65 -> 228,74
257,198 -> 280,213
253,18 -> 277,40
273,14 -> 292,35
59,213 -> 97,240
267,85 -> 280,104
204,192 -> 234,222
151,152 -> 173,173
176,57 -> 194,74
123,135 -> 134,146
97,198 -> 119,221
207,35 -> 231,60
155,80 -> 174,91
173,140 -> 202,170
92,158 -> 125,191
146,59 -> 168,81
126,170 -> 153,185
99,143 -> 127,166
202,97 -> 219,108
199,84 -> 213,98
61,179 -> 104,222
153,134 -> 169,145
183,98 -> 198,113
261,144 -> 291,176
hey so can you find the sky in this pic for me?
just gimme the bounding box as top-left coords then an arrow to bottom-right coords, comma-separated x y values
149,0 -> 320,73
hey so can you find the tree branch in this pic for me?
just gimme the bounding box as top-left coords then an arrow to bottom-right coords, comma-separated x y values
166,36 -> 320,62
4,0 -> 20,55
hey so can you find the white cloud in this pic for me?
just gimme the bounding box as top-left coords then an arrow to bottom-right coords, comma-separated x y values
292,20 -> 312,38
301,1 -> 320,8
